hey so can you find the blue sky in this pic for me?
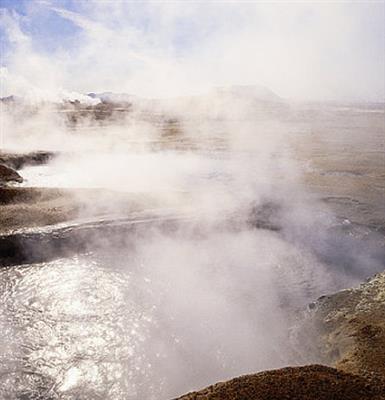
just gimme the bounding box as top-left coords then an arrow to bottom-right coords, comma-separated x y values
0,0 -> 384,101
0,0 -> 219,58
1,1 -> 79,59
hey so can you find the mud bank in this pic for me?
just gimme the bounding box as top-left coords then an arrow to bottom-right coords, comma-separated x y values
0,188 -> 280,266
174,365 -> 385,400
0,187 -> 82,233
0,186 -> 174,234
0,211 -> 190,266
0,150 -> 56,170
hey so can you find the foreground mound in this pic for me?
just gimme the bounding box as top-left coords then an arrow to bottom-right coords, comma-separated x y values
175,365 -> 384,400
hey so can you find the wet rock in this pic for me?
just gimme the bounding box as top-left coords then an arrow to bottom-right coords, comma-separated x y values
247,201 -> 282,231
0,164 -> 23,184
0,150 -> 55,170
174,365 -> 385,400
0,211 -> 188,266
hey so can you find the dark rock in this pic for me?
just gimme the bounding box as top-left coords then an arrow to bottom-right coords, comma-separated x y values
0,151 -> 55,170
0,164 -> 23,184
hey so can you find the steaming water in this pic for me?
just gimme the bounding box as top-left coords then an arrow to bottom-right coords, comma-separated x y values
0,231 -> 341,400
1,106 -> 384,399
19,151 -> 233,192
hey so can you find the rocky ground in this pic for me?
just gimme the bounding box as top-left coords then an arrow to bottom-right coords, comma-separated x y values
0,186 -> 81,233
0,151 -> 74,232
0,186 -> 172,234
175,365 -> 385,400
307,271 -> 385,382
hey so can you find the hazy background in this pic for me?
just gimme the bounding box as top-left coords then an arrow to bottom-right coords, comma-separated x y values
0,0 -> 384,102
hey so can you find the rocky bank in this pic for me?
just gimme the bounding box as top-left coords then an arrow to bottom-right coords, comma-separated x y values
174,365 -> 384,400
307,271 -> 385,382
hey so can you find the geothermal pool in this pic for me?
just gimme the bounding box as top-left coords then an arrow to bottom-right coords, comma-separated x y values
0,228 -> 362,399
0,106 -> 384,399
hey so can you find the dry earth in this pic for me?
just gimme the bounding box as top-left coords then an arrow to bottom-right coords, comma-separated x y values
174,365 -> 385,400
0,186 -> 181,234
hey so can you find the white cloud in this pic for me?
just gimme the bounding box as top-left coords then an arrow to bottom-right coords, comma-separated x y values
1,1 -> 384,101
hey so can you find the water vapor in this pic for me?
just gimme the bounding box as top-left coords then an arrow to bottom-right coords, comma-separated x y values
0,1 -> 384,399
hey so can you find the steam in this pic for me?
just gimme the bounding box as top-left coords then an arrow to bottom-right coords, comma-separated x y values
2,90 -> 384,398
0,1 -> 384,399
1,1 -> 384,101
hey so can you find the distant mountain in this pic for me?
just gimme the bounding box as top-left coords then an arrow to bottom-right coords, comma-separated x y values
87,92 -> 136,103
86,85 -> 282,104
0,95 -> 22,103
1,86 -> 283,115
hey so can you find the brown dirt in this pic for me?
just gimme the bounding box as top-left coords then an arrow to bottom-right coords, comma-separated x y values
0,186 -> 184,234
174,365 -> 385,400
0,187 -> 80,233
